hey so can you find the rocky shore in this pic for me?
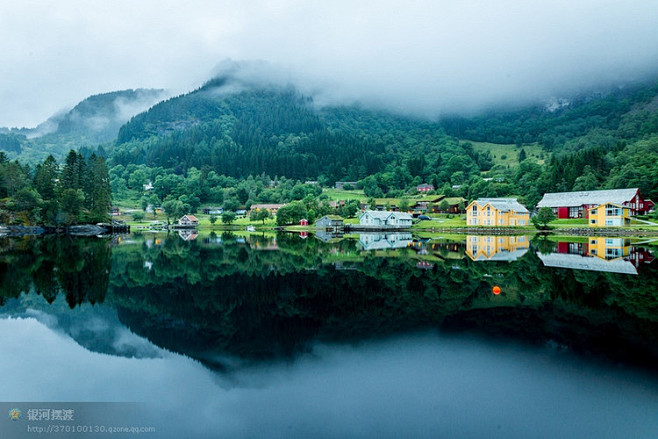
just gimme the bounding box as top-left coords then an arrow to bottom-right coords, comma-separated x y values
0,223 -> 127,237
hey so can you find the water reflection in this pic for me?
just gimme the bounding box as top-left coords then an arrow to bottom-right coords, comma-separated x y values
0,233 -> 657,370
358,232 -> 413,250
1,233 -> 658,437
3,319 -> 657,439
537,237 -> 655,275
465,235 -> 530,261
177,229 -> 199,241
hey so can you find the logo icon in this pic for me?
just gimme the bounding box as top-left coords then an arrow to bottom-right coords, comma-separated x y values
8,408 -> 22,421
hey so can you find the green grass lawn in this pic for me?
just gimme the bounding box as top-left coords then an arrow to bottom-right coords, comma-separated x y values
550,218 -> 588,227
412,215 -> 467,228
321,188 -> 367,201
467,141 -> 546,168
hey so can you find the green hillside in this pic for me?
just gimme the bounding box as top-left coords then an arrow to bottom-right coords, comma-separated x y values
1,89 -> 165,163
3,70 -> 658,223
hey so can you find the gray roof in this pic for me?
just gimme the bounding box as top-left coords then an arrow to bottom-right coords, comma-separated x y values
475,198 -> 529,213
471,248 -> 529,262
536,188 -> 639,208
359,210 -> 413,220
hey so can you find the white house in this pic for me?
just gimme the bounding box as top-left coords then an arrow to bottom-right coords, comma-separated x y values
178,215 -> 199,226
358,210 -> 413,227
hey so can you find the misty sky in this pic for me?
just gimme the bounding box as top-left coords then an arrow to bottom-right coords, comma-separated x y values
2,0 -> 658,128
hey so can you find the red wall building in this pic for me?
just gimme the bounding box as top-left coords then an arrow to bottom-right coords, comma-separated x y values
537,188 -> 654,219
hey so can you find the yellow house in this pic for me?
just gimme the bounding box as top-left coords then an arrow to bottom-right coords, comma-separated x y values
466,198 -> 530,226
587,203 -> 631,227
465,235 -> 530,261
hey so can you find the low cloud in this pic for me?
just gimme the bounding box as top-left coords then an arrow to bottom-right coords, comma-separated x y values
2,1 -> 658,127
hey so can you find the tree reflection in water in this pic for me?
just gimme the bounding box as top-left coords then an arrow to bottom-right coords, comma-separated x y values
0,232 -> 657,371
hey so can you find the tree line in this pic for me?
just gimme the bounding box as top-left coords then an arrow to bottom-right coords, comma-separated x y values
0,150 -> 112,225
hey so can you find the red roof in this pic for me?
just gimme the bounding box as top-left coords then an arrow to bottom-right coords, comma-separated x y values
182,215 -> 199,222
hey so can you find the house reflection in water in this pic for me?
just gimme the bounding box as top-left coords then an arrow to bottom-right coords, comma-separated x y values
358,233 -> 413,251
315,230 -> 344,243
178,229 -> 199,241
465,235 -> 530,261
537,237 -> 654,275
407,239 -> 465,260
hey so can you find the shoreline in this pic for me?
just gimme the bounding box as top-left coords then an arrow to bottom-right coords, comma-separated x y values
2,223 -> 658,239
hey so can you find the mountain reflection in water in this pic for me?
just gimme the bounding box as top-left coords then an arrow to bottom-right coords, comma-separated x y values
0,232 -> 656,371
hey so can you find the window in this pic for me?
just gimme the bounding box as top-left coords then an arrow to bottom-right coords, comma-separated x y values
590,209 -> 597,215
606,248 -> 621,258
569,206 -> 581,218
590,219 -> 596,224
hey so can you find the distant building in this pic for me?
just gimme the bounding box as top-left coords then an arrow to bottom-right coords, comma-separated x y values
143,181 -> 154,191
178,215 -> 199,226
111,206 -> 120,216
299,218 -> 309,226
466,198 -> 529,226
235,209 -> 247,216
416,183 -> 435,193
248,204 -> 286,215
358,210 -> 413,227
536,188 -> 653,218
587,203 -> 631,227
315,215 -> 344,228
423,196 -> 466,213
304,180 -> 319,186
203,207 -> 223,215
334,181 -> 358,190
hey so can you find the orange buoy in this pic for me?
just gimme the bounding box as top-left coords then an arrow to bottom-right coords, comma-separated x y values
492,286 -> 501,295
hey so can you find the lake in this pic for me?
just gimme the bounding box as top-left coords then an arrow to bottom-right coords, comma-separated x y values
1,232 -> 657,438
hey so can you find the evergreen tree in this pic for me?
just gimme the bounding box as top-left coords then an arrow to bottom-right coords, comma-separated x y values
87,154 -> 113,222
34,155 -> 59,201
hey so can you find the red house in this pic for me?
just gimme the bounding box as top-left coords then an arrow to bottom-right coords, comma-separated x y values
299,219 -> 309,226
536,188 -> 654,219
416,183 -> 434,193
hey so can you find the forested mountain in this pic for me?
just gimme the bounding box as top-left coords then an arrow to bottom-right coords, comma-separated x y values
4,70 -> 658,214
439,81 -> 658,151
108,73 -> 658,207
0,89 -> 166,163
112,77 -> 470,186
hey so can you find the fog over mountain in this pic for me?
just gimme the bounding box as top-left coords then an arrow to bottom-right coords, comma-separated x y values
2,0 -> 658,127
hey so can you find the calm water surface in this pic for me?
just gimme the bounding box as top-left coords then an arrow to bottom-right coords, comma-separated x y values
1,232 -> 657,438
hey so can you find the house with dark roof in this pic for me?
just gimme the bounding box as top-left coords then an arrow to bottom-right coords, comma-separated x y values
315,215 -> 344,228
536,188 -> 653,218
466,198 -> 530,226
248,204 -> 286,215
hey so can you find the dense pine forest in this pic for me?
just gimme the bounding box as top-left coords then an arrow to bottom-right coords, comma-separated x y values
2,72 -> 658,220
0,151 -> 112,225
